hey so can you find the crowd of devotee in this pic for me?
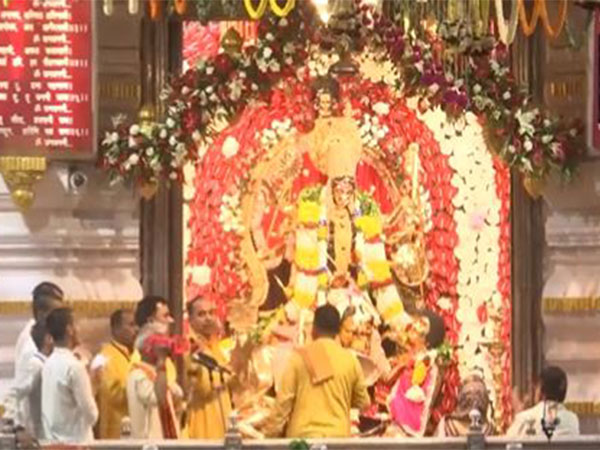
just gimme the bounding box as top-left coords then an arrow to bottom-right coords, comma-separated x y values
2,282 -> 580,447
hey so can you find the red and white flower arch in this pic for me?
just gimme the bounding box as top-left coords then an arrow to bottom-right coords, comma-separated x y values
183,75 -> 512,426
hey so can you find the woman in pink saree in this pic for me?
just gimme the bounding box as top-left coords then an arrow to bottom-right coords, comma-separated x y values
387,310 -> 446,437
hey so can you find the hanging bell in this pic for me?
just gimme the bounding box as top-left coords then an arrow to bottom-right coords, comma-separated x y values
221,28 -> 243,57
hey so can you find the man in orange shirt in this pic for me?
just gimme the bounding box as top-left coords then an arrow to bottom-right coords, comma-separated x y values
93,309 -> 138,438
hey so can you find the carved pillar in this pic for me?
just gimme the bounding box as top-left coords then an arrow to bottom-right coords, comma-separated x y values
509,28 -> 545,397
139,17 -> 184,334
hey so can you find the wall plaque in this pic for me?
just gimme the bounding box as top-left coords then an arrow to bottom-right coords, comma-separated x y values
0,0 -> 94,159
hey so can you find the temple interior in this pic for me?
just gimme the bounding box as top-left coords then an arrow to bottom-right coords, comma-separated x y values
0,0 -> 600,448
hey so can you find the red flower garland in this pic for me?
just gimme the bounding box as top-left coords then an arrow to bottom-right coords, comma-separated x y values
494,157 -> 513,431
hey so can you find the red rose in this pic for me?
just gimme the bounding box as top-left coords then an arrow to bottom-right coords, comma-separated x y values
182,108 -> 202,133
214,53 -> 233,76
477,302 -> 488,324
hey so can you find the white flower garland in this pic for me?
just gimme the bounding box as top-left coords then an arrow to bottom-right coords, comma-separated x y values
416,105 -> 503,414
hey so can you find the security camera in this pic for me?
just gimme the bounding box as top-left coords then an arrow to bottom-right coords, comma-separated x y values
68,166 -> 88,192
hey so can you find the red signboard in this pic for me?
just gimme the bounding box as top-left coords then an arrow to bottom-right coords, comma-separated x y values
593,11 -> 600,152
0,0 -> 94,158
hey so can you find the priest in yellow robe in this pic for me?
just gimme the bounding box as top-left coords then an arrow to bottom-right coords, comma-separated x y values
266,304 -> 370,438
93,309 -> 138,439
185,297 -> 233,439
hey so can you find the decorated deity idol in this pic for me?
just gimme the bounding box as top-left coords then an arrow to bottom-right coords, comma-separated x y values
284,101 -> 411,335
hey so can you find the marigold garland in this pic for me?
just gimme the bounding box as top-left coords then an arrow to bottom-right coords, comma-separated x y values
148,0 -> 161,20
174,0 -> 187,15
244,0 -> 268,19
537,0 -> 567,40
269,0 -> 295,17
517,0 -> 541,36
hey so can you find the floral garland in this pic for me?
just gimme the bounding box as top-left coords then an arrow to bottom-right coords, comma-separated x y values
99,0 -> 582,189
291,184 -> 406,325
417,105 -> 513,430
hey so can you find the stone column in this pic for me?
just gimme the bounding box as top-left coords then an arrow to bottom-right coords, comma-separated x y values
138,15 -> 184,334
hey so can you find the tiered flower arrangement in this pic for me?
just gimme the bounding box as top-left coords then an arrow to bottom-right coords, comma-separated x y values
99,0 -> 583,190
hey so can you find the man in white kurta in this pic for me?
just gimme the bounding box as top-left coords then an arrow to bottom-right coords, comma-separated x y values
4,282 -> 63,423
14,322 -> 53,439
42,307 -> 98,443
127,362 -> 163,439
507,366 -> 579,437
127,332 -> 183,439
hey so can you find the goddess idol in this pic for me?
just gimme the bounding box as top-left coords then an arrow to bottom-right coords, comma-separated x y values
246,79 -> 412,350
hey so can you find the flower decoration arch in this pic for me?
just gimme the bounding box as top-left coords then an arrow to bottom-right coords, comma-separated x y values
99,0 -> 580,432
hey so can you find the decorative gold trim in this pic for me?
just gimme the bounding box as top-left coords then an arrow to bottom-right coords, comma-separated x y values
565,402 -> 600,417
0,156 -> 47,210
0,300 -> 137,316
98,80 -> 141,102
543,297 -> 600,314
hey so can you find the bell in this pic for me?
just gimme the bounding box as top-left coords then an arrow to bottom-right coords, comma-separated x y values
221,28 -> 243,57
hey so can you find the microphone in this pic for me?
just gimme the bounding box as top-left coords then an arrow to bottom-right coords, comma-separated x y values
192,351 -> 232,375
541,400 -> 559,441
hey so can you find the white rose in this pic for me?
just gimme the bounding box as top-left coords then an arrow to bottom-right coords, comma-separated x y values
543,119 -> 551,127
222,136 -> 240,158
523,140 -> 533,152
373,102 -> 390,116
428,83 -> 440,95
129,124 -> 140,136
128,136 -> 137,148
266,33 -> 275,41
264,129 -> 276,140
541,135 -> 552,144
472,84 -> 482,94
270,61 -> 280,72
206,66 -> 214,75
127,153 -> 139,165
169,172 -> 178,180
102,131 -> 119,146
146,147 -> 154,157
181,86 -> 190,95
159,129 -> 168,139
507,144 -> 516,154
169,135 -> 177,146
166,117 -> 176,129
263,47 -> 273,58
279,18 -> 288,27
